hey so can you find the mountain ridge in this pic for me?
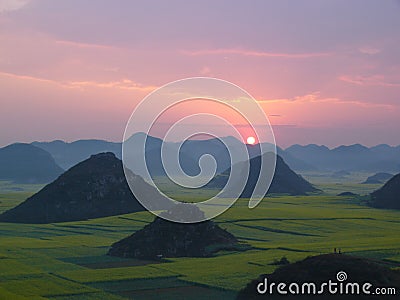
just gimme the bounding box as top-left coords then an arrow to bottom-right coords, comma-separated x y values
0,143 -> 63,183
16,135 -> 400,175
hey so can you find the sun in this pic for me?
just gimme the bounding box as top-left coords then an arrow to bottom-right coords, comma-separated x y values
246,136 -> 256,145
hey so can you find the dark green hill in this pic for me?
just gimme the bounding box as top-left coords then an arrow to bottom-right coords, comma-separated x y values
108,204 -> 245,259
208,153 -> 317,197
0,143 -> 63,183
370,173 -> 400,209
337,192 -> 358,196
0,152 -> 171,223
237,254 -> 400,299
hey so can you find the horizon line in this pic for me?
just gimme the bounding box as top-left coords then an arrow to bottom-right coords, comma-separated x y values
2,133 -> 400,151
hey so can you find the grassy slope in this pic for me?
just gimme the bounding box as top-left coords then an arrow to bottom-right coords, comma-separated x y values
0,182 -> 399,299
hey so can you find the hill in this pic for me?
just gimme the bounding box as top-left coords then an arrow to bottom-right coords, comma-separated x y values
31,137 -> 400,174
208,153 -> 317,197
362,172 -> 393,184
32,139 -> 122,170
337,192 -> 358,196
369,173 -> 400,209
33,134 -> 314,176
237,253 -> 400,299
286,143 -> 400,172
34,134 -> 200,176
0,143 -> 63,183
108,204 -> 245,259
0,152 -> 171,223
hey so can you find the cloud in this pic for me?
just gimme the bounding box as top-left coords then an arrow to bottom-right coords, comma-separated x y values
0,71 -> 157,92
181,48 -> 332,59
0,71 -> 72,88
258,92 -> 395,109
358,46 -> 381,55
67,79 -> 157,92
199,66 -> 213,76
339,74 -> 400,87
257,92 -> 320,104
55,40 -> 119,51
0,0 -> 29,13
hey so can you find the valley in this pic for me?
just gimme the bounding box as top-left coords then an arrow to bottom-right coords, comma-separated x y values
0,182 -> 399,299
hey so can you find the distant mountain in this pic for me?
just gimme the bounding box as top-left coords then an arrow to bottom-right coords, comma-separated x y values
32,135 -> 400,174
331,170 -> 351,178
178,137 -> 233,173
237,253 -> 400,300
207,153 -> 317,197
277,149 -> 317,171
362,172 -> 393,184
0,152 -> 171,223
32,139 -> 122,170
33,134 -> 222,176
108,204 -> 244,259
125,135 -> 275,177
32,134 -> 315,177
286,143 -> 400,172
369,173 -> 400,209
246,143 -> 316,172
0,143 -> 63,183
286,144 -> 330,161
123,133 -> 200,177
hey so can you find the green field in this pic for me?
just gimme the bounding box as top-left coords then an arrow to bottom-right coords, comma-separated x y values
0,181 -> 399,299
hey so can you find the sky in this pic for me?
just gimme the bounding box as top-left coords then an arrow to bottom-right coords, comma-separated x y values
1,0 -> 400,148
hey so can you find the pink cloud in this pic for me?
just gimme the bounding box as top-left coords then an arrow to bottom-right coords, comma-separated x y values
55,39 -> 120,50
257,92 -> 398,132
339,74 -> 400,87
180,48 -> 332,58
258,92 -> 395,109
0,71 -> 156,92
0,70 -> 72,88
67,79 -> 157,92
358,46 -> 381,55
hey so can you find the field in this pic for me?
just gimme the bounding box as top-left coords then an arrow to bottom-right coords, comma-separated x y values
0,180 -> 399,299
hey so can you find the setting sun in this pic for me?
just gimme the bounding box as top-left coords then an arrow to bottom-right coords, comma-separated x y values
246,136 -> 256,145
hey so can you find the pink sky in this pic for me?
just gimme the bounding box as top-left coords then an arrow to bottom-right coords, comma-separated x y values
1,0 -> 400,148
